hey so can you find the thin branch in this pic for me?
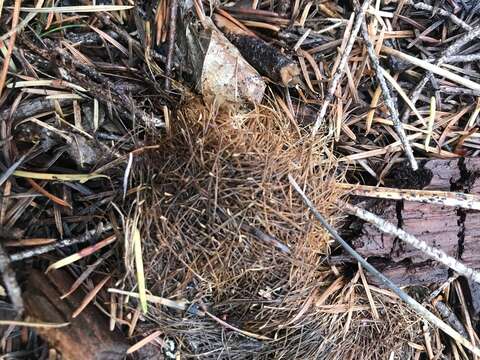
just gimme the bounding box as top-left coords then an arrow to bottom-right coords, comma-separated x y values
361,19 -> 417,170
9,223 -> 111,262
311,0 -> 370,136
288,174 -> 480,357
408,1 -> 472,32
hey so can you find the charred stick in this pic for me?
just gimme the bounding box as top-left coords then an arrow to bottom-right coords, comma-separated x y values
213,13 -> 300,87
407,1 -> 472,31
0,97 -> 73,123
288,175 -> 480,357
361,19 -> 417,170
165,0 -> 179,90
311,0 -> 370,136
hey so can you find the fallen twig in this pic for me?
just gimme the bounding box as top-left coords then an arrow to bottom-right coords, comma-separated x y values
361,18 -> 417,170
288,174 -> 480,356
9,223 -> 111,262
407,1 -> 472,31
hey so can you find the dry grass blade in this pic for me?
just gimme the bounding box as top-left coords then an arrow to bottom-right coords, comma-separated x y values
90,25 -> 128,55
204,309 -> 271,341
358,264 -> 379,320
366,85 -> 381,133
61,250 -> 113,299
108,289 -> 189,312
381,69 -> 426,126
6,79 -> 87,92
27,178 -> 72,208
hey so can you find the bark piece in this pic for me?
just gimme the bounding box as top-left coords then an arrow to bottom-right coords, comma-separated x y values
347,158 -> 480,286
23,269 -> 129,360
394,202 -> 459,264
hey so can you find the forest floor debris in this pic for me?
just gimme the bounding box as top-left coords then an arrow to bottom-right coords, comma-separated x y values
1,0 -> 480,359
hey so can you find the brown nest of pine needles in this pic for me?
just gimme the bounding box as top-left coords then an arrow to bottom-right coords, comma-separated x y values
114,96 -> 423,358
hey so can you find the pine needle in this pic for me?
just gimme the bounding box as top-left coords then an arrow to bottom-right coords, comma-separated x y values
425,96 -> 436,150
12,5 -> 133,13
133,226 -> 148,314
13,170 -> 108,183
46,235 -> 116,272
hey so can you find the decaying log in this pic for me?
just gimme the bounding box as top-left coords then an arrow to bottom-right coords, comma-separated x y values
344,158 -> 480,287
23,269 -> 129,360
213,12 -> 300,86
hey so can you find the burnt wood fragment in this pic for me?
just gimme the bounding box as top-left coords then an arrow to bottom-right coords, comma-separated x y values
213,13 -> 300,86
